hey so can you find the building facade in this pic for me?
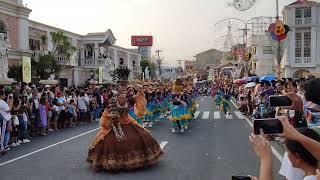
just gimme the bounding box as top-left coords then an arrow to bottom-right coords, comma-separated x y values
282,0 -> 320,78
247,35 -> 275,76
161,64 -> 178,81
1,0 -> 142,86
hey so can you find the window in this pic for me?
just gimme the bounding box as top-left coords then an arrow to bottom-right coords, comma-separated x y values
296,8 -> 302,18
132,60 -> 136,66
263,46 -> 273,54
119,58 -> 124,65
304,32 -> 311,57
0,20 -> 7,39
304,7 -> 311,18
29,39 -> 40,51
295,33 -> 302,57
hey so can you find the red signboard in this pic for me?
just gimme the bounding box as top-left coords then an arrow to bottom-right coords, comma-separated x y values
131,36 -> 153,46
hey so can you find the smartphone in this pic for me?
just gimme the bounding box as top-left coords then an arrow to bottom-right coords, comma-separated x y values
269,95 -> 292,107
232,175 -> 251,180
253,118 -> 283,135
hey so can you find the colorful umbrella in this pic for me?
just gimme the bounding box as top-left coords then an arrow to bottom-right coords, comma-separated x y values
259,75 -> 276,81
244,82 -> 256,88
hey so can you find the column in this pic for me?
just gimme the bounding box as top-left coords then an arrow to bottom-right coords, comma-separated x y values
94,43 -> 99,58
18,16 -> 29,51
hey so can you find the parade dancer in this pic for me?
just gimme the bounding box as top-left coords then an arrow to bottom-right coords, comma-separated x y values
220,94 -> 231,117
170,79 -> 187,133
144,84 -> 156,128
87,67 -> 163,172
215,90 -> 223,109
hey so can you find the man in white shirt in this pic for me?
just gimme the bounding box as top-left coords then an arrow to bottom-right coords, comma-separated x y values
0,90 -> 13,151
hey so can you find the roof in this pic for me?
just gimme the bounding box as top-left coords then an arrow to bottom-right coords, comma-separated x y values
288,0 -> 317,6
195,49 -> 222,57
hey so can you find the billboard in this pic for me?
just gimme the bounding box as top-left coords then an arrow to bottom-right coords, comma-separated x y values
131,36 -> 153,46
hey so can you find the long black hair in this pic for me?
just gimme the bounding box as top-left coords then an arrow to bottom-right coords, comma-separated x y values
285,128 -> 320,167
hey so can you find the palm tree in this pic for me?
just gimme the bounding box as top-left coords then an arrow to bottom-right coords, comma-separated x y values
50,31 -> 75,57
40,34 -> 47,55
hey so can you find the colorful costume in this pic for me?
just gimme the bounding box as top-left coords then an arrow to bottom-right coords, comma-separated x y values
87,68 -> 163,172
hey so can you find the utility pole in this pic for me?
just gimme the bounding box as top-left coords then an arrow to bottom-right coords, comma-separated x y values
155,50 -> 162,80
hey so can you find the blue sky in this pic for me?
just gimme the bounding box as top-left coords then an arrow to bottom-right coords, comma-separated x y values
24,0 -> 296,64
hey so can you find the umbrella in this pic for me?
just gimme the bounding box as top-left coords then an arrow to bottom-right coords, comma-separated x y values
233,79 -> 246,84
259,75 -> 276,81
244,82 -> 256,88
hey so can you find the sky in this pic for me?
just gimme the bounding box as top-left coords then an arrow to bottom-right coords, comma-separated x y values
24,0 -> 297,64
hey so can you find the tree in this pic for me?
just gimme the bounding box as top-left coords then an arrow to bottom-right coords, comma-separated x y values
40,34 -> 47,55
8,65 -> 22,82
50,31 -> 76,57
32,55 -> 61,79
140,59 -> 150,74
149,62 -> 156,79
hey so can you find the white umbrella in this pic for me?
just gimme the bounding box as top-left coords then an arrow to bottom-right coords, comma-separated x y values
244,82 -> 256,88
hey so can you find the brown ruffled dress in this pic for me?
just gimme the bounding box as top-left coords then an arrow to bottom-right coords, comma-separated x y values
87,110 -> 163,171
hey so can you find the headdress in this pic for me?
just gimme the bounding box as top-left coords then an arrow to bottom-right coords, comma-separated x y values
107,65 -> 131,141
173,78 -> 184,94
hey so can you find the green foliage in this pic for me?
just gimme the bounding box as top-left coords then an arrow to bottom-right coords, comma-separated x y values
140,59 -> 150,73
149,62 -> 156,79
32,55 -> 62,79
40,34 -> 47,55
50,31 -> 76,57
8,64 -> 22,82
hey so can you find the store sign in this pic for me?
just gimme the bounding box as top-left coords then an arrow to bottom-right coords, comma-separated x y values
131,36 -> 153,46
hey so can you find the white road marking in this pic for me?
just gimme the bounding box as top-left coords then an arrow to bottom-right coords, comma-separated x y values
214,111 -> 220,119
201,98 -> 204,102
230,100 -> 283,162
160,141 -> 168,150
202,111 -> 210,119
0,128 -> 100,167
194,111 -> 200,119
225,113 -> 233,119
235,111 -> 245,119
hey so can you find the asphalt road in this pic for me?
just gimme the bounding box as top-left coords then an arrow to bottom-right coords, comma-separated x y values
0,96 -> 282,180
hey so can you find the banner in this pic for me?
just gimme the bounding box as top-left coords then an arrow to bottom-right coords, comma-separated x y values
98,66 -> 103,84
22,56 -> 31,83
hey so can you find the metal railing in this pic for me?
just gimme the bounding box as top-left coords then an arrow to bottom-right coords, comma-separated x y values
295,18 -> 311,25
80,58 -> 107,66
294,57 -> 312,66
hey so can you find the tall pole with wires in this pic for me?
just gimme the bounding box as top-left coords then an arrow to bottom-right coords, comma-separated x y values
155,50 -> 162,80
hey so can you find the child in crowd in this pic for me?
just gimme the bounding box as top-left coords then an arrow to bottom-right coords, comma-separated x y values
39,96 -> 48,136
52,99 -> 60,131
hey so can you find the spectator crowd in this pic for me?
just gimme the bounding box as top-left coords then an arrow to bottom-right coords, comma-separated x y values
212,75 -> 320,180
0,82 -> 111,153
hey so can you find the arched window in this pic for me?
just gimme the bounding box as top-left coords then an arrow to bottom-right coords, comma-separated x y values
0,20 -> 7,39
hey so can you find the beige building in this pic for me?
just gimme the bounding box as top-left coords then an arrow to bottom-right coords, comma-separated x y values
0,0 -> 142,86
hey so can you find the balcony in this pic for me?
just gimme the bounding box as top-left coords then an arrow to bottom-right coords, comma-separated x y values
295,18 -> 311,25
293,57 -> 314,67
80,58 -> 107,67
56,56 -> 71,66
31,50 -> 42,60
